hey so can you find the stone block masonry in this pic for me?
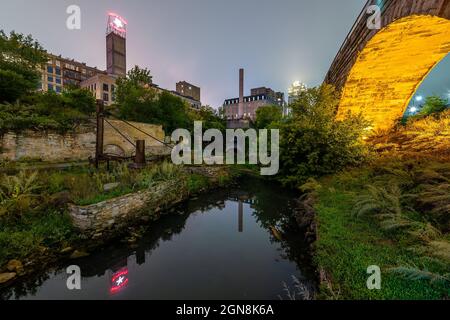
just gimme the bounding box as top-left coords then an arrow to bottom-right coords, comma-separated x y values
68,180 -> 189,236
0,120 -> 169,162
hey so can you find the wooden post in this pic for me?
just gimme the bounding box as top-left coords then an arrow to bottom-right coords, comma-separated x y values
95,100 -> 105,169
135,140 -> 146,167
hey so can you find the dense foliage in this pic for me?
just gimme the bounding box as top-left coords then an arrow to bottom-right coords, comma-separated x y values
277,84 -> 370,188
0,88 -> 96,133
255,105 -> 283,129
0,30 -> 47,103
418,95 -> 448,117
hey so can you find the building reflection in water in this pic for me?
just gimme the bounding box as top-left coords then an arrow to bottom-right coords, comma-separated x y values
238,200 -> 243,232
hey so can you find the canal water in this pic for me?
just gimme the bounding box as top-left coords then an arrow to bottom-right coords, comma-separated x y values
1,177 -> 315,300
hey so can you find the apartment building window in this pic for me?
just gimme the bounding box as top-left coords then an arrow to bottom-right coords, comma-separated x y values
55,67 -> 61,75
103,93 -> 109,102
55,77 -> 61,84
55,86 -> 61,93
111,85 -> 115,92
47,66 -> 53,73
47,76 -> 53,82
103,83 -> 109,92
48,84 -> 54,91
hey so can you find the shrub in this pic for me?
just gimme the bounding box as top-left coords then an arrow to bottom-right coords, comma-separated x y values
0,171 -> 41,218
278,84 -> 370,188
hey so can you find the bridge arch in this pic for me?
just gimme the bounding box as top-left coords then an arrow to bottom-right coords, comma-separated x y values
326,0 -> 450,131
336,15 -> 450,131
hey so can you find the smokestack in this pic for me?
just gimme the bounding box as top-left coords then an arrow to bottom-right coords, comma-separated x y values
238,68 -> 244,118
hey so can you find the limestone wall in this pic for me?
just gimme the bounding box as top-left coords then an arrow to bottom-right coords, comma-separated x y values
0,120 -> 169,162
68,180 -> 188,236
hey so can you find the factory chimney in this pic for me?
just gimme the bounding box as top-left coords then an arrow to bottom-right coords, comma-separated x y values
238,68 -> 244,118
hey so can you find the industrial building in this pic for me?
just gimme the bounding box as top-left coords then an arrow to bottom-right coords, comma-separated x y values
223,69 -> 285,125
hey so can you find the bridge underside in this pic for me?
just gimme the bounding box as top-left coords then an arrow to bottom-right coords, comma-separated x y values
337,15 -> 450,132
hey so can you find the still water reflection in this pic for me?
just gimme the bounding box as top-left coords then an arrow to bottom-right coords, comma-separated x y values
1,177 -> 315,300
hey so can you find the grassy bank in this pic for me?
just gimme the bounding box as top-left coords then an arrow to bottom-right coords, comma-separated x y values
314,155 -> 450,299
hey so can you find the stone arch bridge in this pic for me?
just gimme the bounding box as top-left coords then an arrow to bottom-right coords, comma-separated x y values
325,0 -> 450,131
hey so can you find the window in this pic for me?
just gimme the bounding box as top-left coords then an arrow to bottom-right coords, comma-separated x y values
55,77 -> 61,84
47,66 -> 53,73
55,67 -> 61,75
103,93 -> 109,102
55,86 -> 61,93
111,85 -> 115,92
103,83 -> 109,92
47,76 -> 53,82
48,84 -> 54,91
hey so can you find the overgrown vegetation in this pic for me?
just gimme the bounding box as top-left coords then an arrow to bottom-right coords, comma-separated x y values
277,84 -> 370,188
255,105 -> 283,129
0,30 -> 47,103
314,156 -> 450,299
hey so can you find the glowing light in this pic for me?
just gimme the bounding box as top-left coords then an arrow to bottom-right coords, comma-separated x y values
107,12 -> 127,35
409,106 -> 418,114
113,17 -> 124,28
110,268 -> 129,294
415,96 -> 423,102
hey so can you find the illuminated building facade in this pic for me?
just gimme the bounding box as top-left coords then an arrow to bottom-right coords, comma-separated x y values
288,81 -> 307,105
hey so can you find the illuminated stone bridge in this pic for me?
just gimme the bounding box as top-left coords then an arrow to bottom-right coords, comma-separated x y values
325,0 -> 450,131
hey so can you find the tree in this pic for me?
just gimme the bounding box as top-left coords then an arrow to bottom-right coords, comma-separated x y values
0,30 -> 47,103
255,105 -> 283,129
115,65 -> 154,107
419,95 -> 448,117
278,84 -> 370,188
62,87 -> 96,114
189,105 -> 226,132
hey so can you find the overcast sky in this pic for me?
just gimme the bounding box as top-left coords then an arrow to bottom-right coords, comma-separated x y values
0,0 -> 448,107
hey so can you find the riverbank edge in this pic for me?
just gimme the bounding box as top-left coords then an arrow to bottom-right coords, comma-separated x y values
292,191 -> 332,300
0,165 -> 239,289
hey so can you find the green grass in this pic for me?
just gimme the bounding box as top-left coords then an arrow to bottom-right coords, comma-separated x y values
314,163 -> 450,300
74,186 -> 134,206
0,211 -> 75,266
187,174 -> 210,194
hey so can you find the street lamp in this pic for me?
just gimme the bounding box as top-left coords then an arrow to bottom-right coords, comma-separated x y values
409,106 -> 418,114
